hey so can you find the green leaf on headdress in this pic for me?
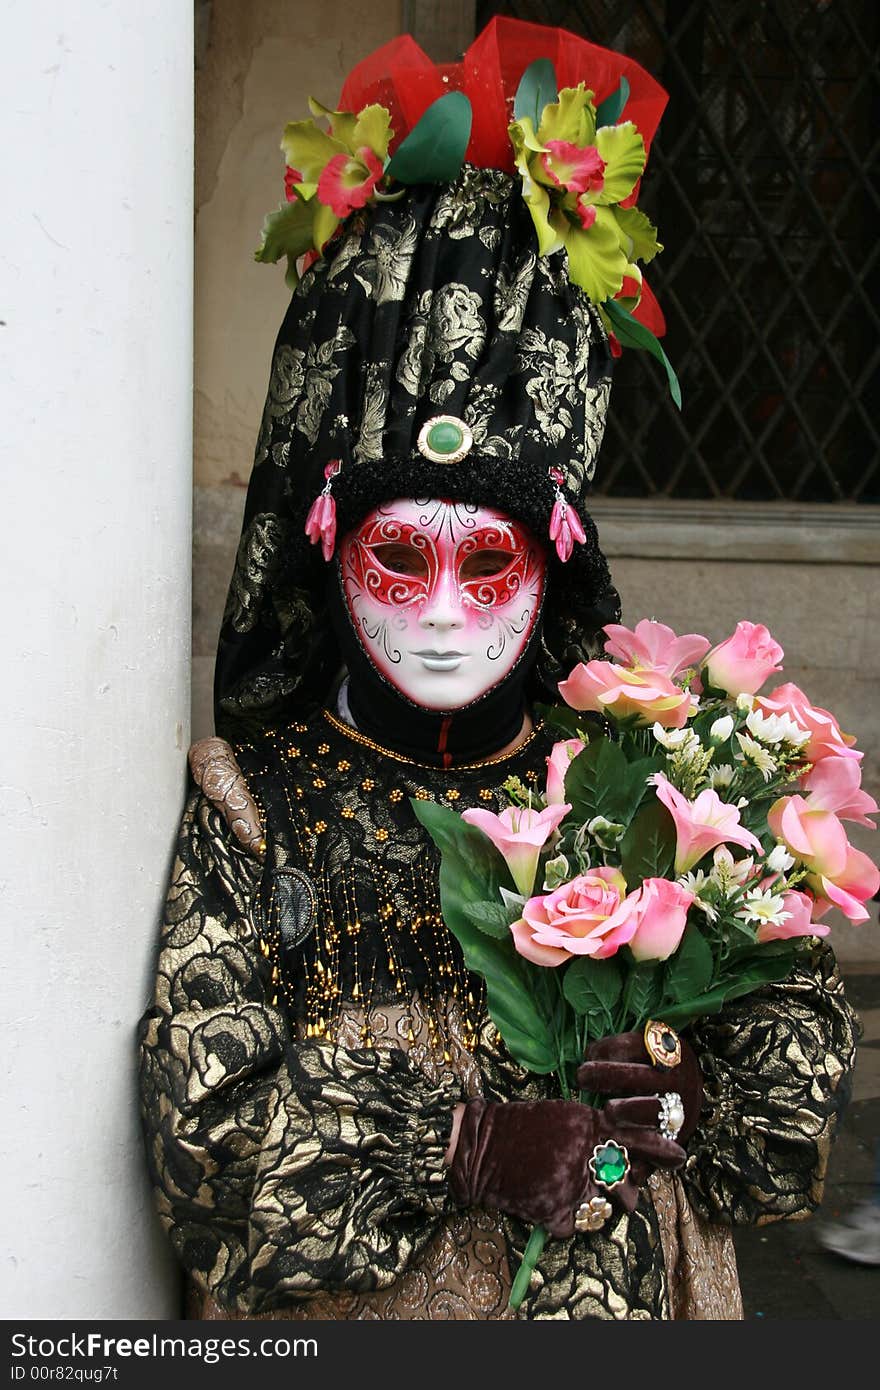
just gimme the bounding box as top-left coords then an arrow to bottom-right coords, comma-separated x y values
385,92 -> 472,184
596,76 -> 630,127
513,58 -> 559,128
254,198 -> 316,288
604,297 -> 682,409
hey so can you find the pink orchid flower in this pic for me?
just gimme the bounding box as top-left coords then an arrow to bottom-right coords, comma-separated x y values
317,145 -> 384,218
702,621 -> 784,697
545,738 -> 586,806
801,758 -> 877,828
284,166 -> 304,202
626,878 -> 696,961
576,200 -> 598,230
652,772 -> 762,875
511,867 -> 631,967
602,619 -> 711,679
756,683 -> 860,764
540,141 -> 606,195
559,662 -> 692,728
461,802 -> 570,899
768,794 -> 879,923
757,889 -> 829,944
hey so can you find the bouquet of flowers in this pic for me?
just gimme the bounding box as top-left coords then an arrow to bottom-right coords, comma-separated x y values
413,618 -> 878,1308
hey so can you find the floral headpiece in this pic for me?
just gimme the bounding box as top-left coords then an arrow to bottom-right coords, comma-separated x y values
256,19 -> 678,404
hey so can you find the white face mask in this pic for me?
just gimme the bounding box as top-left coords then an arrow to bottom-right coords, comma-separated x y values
339,498 -> 547,711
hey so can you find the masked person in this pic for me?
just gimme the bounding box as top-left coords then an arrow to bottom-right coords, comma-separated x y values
138,18 -> 859,1320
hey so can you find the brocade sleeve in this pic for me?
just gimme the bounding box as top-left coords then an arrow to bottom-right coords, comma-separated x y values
682,943 -> 860,1226
138,789 -> 459,1313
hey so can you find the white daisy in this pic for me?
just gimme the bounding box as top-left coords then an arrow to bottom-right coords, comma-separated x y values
652,722 -> 698,751
737,888 -> 791,928
678,870 -> 718,922
736,732 -> 777,781
746,708 -> 810,747
736,692 -> 756,713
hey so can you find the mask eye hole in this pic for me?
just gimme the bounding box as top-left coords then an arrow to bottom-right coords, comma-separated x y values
371,543 -> 429,578
459,549 -> 513,581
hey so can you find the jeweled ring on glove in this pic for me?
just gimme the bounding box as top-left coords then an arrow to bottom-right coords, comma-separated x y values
657,1090 -> 685,1141
589,1140 -> 631,1190
644,1018 -> 682,1069
575,1195 -> 613,1232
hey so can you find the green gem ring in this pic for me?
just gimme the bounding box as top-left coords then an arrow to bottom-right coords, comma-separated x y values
589,1140 -> 631,1192
417,414 -> 474,464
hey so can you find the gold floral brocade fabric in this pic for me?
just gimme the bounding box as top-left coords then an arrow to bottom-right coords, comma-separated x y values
139,712 -> 859,1321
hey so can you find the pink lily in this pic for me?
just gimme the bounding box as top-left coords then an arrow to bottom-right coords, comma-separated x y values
768,794 -> 879,922
801,758 -> 878,828
462,802 -> 571,898
756,683 -> 860,764
652,772 -> 762,875
768,795 -> 850,878
602,619 -> 711,679
805,848 -> 880,924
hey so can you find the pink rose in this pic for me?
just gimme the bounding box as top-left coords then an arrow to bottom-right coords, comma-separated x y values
652,772 -> 762,875
559,661 -> 691,728
602,619 -> 711,679
461,802 -> 570,898
510,868 -> 632,967
757,889 -> 829,944
757,683 -> 861,764
702,621 -> 784,696
768,795 -> 879,923
626,878 -> 696,961
545,738 -> 586,805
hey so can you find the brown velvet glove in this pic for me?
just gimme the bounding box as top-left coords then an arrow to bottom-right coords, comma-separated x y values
448,1098 -> 686,1238
576,1029 -> 705,1160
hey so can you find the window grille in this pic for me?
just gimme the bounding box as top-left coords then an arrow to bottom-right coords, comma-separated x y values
477,0 -> 880,501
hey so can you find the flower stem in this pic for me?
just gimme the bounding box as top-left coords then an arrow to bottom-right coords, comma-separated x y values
508,1224 -> 548,1311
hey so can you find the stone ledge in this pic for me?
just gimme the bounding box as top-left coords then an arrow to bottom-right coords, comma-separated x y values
589,499 -> 880,565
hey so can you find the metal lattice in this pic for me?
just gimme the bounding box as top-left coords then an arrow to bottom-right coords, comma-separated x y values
477,0 -> 880,501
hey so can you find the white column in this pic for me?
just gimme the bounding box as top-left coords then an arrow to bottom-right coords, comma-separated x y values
1,1 -> 192,1318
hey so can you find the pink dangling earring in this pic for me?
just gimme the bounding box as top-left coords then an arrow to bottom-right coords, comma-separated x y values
548,468 -> 586,563
304,459 -> 341,562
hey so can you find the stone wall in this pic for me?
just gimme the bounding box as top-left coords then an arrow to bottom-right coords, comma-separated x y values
193,0 -> 404,726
